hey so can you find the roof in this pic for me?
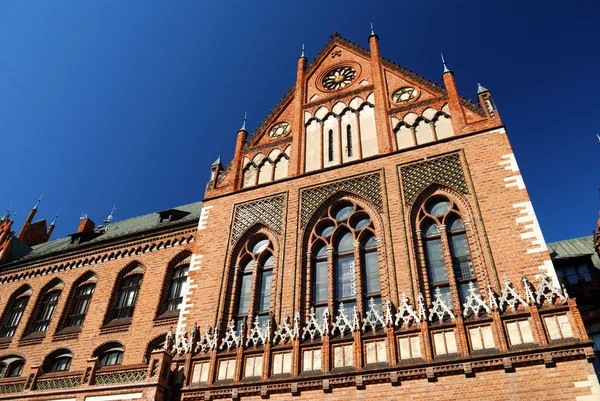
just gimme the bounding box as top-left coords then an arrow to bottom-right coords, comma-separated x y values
0,201 -> 202,268
548,235 -> 600,269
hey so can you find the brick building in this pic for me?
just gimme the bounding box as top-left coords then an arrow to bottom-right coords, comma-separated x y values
0,31 -> 598,400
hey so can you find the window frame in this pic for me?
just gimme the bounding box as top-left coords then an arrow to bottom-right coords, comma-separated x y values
0,293 -> 30,338
31,290 -> 61,333
111,274 -> 143,321
65,282 -> 95,328
306,200 -> 381,321
165,264 -> 189,312
415,195 -> 478,317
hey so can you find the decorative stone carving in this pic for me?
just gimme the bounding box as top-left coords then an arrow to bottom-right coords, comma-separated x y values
522,277 -> 537,305
302,307 -> 329,340
498,276 -> 527,312
331,303 -> 358,337
246,317 -> 271,347
417,292 -> 427,322
487,285 -> 499,311
362,298 -> 386,332
462,282 -> 491,318
300,173 -> 382,227
394,293 -> 420,327
400,153 -> 468,205
384,299 -> 394,326
428,288 -> 455,322
231,195 -> 284,244
273,312 -> 300,345
535,273 -> 567,305
195,324 -> 218,353
220,320 -> 243,350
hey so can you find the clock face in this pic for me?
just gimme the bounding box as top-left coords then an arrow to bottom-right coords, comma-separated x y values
322,66 -> 356,91
392,87 -> 419,104
269,122 -> 290,138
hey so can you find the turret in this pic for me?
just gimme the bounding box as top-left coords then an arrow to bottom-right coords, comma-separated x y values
289,45 -> 307,176
441,54 -> 467,133
477,83 -> 500,121
233,113 -> 249,190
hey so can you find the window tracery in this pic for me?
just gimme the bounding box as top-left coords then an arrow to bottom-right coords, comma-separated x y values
415,195 -> 478,320
229,234 -> 276,335
306,200 -> 381,326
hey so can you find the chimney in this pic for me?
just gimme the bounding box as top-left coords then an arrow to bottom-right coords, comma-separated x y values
78,217 -> 95,233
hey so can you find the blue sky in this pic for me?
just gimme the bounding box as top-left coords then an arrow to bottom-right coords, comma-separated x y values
0,0 -> 597,243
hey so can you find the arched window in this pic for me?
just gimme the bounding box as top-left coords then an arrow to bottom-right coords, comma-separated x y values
0,286 -> 32,338
61,272 -> 98,330
416,196 -> 477,315
308,200 -> 380,320
113,275 -> 142,320
93,342 -> 124,367
230,235 -> 275,333
105,264 -> 145,325
0,356 -> 25,378
24,280 -> 64,337
42,349 -> 73,373
328,129 -> 334,162
346,124 -> 353,157
166,264 -> 189,312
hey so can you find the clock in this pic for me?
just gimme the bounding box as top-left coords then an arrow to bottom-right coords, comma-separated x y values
322,66 -> 356,91
269,122 -> 290,138
392,87 -> 419,104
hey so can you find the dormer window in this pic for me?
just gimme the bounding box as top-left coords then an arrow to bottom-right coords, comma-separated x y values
157,209 -> 190,224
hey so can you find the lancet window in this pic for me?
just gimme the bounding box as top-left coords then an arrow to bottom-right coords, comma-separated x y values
416,195 -> 476,314
230,235 -> 275,333
307,200 -> 381,320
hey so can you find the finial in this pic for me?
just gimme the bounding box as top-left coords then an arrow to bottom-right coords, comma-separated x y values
32,193 -> 43,211
1,203 -> 13,221
301,44 -> 305,58
477,82 -> 489,94
50,212 -> 59,226
211,155 -> 222,167
370,23 -> 375,36
441,53 -> 450,73
240,111 -> 247,131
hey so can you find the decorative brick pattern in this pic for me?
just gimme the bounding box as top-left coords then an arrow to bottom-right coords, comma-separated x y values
94,369 -> 146,385
231,195 -> 284,243
400,153 -> 468,205
300,173 -> 382,227
35,376 -> 82,390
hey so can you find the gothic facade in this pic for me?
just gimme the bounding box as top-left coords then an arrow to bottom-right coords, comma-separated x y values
0,32 -> 598,401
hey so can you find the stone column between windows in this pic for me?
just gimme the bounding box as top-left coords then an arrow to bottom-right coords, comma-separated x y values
227,266 -> 241,327
429,121 -> 438,142
354,111 -> 363,159
247,261 -> 261,329
326,247 -> 335,317
304,251 -> 313,320
319,122 -> 324,170
336,116 -> 343,165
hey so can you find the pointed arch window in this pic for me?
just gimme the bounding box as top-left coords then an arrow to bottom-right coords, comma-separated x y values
230,235 -> 276,333
166,264 -> 189,312
328,129 -> 334,162
416,196 -> 477,316
104,265 -> 145,326
346,124 -> 353,157
308,201 -> 381,321
0,287 -> 31,338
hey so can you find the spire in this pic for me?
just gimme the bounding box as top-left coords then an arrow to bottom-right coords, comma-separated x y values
370,23 -> 375,36
300,44 -> 305,58
32,193 -> 43,211
441,53 -> 450,73
477,82 -> 489,94
211,156 -> 222,167
1,204 -> 12,222
240,111 -> 247,132
50,213 -> 59,226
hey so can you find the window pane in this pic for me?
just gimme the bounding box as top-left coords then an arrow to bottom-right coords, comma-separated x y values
252,239 -> 269,254
238,275 -> 253,314
450,233 -> 474,279
364,250 -> 380,294
336,232 -> 354,253
315,244 -> 327,258
337,301 -> 356,318
318,224 -> 335,237
459,282 -> 476,306
437,286 -> 452,309
242,259 -> 254,272
314,260 -> 328,302
426,199 -> 451,217
315,306 -> 328,322
424,238 -> 447,284
566,268 -> 578,284
336,255 -> 356,300
578,265 -> 592,282
352,217 -> 370,231
334,205 -> 354,221
258,271 -> 272,312
448,216 -> 464,232
423,222 -> 439,238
